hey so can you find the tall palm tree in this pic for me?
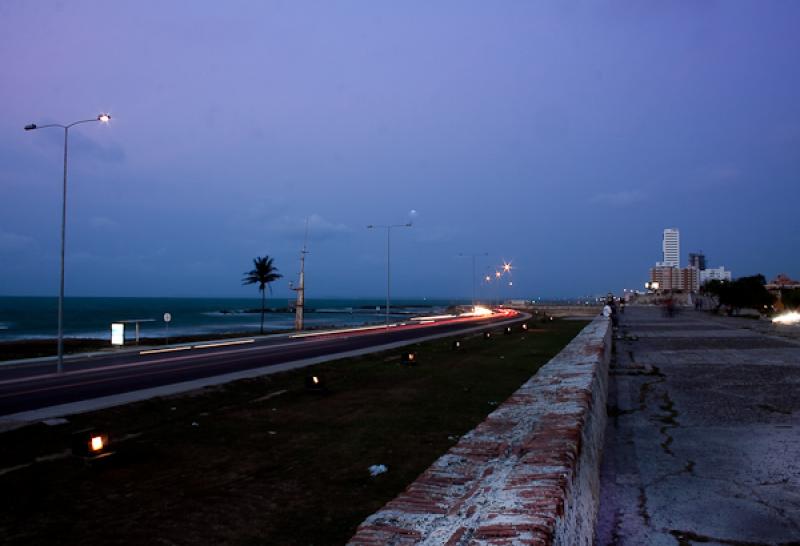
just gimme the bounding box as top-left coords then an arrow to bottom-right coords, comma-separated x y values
242,255 -> 283,334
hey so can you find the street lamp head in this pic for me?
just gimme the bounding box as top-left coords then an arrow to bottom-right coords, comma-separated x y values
24,123 -> 37,131
97,113 -> 111,123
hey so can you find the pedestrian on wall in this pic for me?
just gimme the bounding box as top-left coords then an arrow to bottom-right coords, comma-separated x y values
608,297 -> 619,328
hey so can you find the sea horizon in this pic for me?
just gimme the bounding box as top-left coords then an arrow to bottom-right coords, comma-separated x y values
0,295 -> 475,342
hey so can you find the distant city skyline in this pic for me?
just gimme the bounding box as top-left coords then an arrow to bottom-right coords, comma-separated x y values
2,3 -> 799,299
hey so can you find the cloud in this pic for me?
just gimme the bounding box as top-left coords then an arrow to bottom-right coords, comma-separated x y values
0,228 -> 35,252
32,127 -> 126,164
590,190 -> 647,207
268,213 -> 352,241
704,165 -> 741,185
413,225 -> 458,243
89,216 -> 120,229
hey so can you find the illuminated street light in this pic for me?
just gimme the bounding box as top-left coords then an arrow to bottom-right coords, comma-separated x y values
495,260 -> 513,305
24,113 -> 112,373
367,222 -> 412,326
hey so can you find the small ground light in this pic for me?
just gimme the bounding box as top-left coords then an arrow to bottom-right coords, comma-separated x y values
305,375 -> 325,392
452,340 -> 461,350
71,429 -> 112,460
484,331 -> 492,339
402,351 -> 417,364
91,436 -> 105,452
522,323 -> 528,330
504,326 -> 512,335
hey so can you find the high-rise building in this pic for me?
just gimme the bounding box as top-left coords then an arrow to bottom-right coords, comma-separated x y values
650,265 -> 699,292
662,228 -> 680,267
688,252 -> 706,271
699,266 -> 732,284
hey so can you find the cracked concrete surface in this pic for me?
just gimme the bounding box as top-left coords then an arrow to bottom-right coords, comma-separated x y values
595,307 -> 800,545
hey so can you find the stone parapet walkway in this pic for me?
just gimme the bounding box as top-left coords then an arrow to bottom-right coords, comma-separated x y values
350,318 -> 611,545
596,306 -> 800,545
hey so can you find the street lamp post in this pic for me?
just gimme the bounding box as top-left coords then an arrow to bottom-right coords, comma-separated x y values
458,252 -> 487,309
367,222 -> 412,326
24,114 -> 111,373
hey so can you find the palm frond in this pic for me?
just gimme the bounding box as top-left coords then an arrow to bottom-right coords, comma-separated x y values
242,255 -> 283,287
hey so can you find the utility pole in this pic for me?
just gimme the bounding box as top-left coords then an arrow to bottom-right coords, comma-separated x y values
290,218 -> 310,331
459,252 -> 488,309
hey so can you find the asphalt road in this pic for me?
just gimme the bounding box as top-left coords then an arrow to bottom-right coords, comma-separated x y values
0,313 -> 520,417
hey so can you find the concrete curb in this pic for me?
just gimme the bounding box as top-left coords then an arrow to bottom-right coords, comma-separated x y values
349,316 -> 611,545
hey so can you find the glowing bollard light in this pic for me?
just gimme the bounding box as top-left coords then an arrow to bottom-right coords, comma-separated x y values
452,340 -> 462,350
484,331 -> 492,340
402,351 -> 417,365
522,323 -> 529,331
91,435 -> 105,452
72,429 -> 112,461
305,374 -> 326,392
504,326 -> 512,335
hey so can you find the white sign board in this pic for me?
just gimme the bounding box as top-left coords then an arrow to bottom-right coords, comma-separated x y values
111,323 -> 125,346
163,312 -> 172,323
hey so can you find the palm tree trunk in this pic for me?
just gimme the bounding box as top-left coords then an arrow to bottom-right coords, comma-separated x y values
260,288 -> 265,335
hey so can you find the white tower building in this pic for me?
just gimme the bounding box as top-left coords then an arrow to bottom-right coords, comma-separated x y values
662,228 -> 680,268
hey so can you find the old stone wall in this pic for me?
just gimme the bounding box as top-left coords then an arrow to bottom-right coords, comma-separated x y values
349,317 -> 611,545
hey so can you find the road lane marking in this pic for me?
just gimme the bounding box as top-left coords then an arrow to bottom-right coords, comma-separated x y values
192,339 -> 255,349
139,346 -> 193,355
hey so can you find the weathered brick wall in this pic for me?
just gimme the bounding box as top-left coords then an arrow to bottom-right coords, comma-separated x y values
349,317 -> 611,545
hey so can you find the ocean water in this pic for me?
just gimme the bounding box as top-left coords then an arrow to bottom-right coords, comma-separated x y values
0,296 -> 468,341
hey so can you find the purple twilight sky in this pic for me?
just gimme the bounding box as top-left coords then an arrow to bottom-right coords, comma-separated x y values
1,1 -> 799,299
